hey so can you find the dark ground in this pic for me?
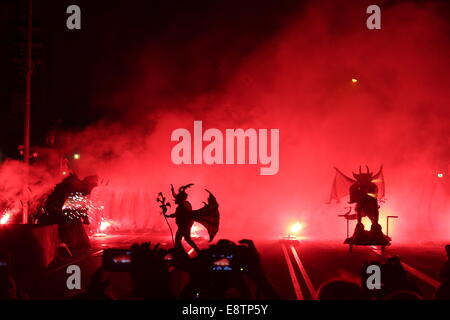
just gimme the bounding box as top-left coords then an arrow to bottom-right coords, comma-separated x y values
11,231 -> 448,300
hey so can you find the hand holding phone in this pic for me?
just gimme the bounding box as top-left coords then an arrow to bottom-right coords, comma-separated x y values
102,249 -> 133,272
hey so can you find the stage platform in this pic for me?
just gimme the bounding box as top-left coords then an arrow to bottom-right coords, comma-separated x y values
0,222 -> 91,269
0,224 -> 59,269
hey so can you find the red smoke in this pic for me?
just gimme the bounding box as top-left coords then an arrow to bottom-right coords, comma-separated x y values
2,0 -> 449,242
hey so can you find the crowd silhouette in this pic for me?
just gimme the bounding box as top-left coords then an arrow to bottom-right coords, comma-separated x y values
1,240 -> 450,300
77,240 -> 450,300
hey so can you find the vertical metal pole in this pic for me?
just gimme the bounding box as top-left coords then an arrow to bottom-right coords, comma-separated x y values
346,219 -> 349,238
386,216 -> 388,237
386,216 -> 398,238
23,0 -> 32,224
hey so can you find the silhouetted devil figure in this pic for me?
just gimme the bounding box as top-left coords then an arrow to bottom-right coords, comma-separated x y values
329,165 -> 385,226
158,184 -> 220,254
349,166 -> 381,225
330,165 -> 391,246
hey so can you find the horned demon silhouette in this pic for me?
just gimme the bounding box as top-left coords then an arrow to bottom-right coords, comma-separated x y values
157,184 -> 220,254
329,165 -> 390,246
329,165 -> 385,225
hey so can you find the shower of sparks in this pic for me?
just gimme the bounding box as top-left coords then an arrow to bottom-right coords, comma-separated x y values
62,192 -> 104,221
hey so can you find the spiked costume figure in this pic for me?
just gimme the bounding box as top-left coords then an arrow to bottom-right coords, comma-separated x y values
161,184 -> 220,254
329,165 -> 390,247
349,166 -> 381,225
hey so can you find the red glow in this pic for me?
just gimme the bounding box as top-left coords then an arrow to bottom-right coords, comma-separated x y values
0,210 -> 11,225
289,222 -> 303,235
190,222 -> 208,239
95,218 -> 119,235
63,0 -> 449,242
0,1 -> 448,243
99,220 -> 111,232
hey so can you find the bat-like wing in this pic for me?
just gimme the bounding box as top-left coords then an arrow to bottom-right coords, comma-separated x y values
371,165 -> 385,200
192,189 -> 220,242
328,167 -> 356,203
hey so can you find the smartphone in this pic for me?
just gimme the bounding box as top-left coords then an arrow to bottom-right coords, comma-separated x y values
0,253 -> 10,283
102,248 -> 133,272
0,258 -> 7,269
212,253 -> 234,271
164,252 -> 173,262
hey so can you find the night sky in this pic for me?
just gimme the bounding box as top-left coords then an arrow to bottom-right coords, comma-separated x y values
0,0 -> 305,158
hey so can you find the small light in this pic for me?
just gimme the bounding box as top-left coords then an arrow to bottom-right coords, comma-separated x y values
0,212 -> 11,225
437,173 -> 444,178
73,153 -> 80,160
289,222 -> 303,235
99,220 -> 111,232
351,78 -> 358,83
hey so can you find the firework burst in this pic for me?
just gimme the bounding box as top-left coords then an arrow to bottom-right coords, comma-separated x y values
62,192 -> 104,221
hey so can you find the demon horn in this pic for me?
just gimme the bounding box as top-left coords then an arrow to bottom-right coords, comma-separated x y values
366,165 -> 370,174
359,166 -> 362,174
373,165 -> 383,178
170,184 -> 177,198
179,183 -> 194,193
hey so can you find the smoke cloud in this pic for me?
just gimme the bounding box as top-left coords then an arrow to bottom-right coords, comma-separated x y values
2,0 -> 449,241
